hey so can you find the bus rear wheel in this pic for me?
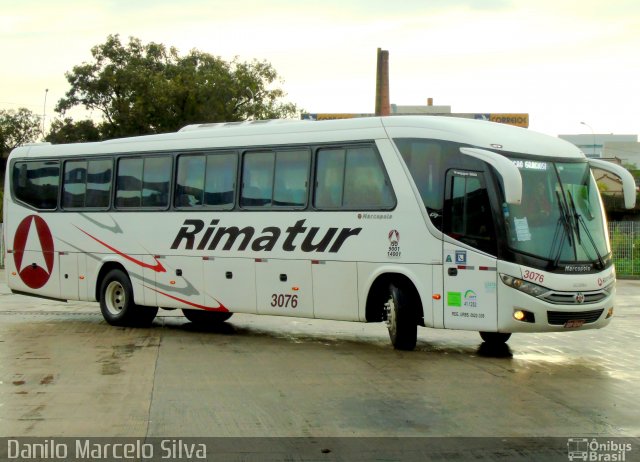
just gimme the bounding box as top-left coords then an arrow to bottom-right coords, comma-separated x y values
99,269 -> 157,327
479,331 -> 512,344
182,309 -> 233,324
385,283 -> 417,351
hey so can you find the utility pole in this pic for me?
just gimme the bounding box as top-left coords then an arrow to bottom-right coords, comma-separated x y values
42,88 -> 49,138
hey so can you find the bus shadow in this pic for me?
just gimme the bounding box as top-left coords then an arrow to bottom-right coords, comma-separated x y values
413,339 -> 514,359
177,320 -> 238,335
160,316 -> 516,359
159,316 -> 400,351
476,342 -> 514,358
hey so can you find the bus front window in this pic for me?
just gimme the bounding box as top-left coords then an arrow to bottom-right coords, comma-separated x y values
504,158 -> 609,267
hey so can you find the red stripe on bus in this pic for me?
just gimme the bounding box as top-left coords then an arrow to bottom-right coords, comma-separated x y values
147,286 -> 229,312
75,226 -> 167,273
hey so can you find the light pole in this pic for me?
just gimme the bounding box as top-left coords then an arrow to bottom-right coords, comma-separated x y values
580,121 -> 597,157
42,88 -> 49,138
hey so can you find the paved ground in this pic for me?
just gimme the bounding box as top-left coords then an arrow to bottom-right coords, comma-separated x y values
1,268 -> 639,442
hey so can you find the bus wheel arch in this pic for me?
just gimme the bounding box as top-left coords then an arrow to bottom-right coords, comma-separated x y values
95,262 -> 128,302
365,273 -> 423,350
97,264 -> 157,327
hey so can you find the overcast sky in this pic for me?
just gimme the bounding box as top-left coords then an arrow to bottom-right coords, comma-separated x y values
2,0 -> 639,137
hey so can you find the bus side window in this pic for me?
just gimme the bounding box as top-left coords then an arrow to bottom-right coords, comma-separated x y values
176,155 -> 206,207
343,147 -> 394,209
116,156 -> 171,209
62,160 -> 88,208
444,173 -> 496,256
13,160 -> 60,210
85,159 -> 112,208
204,153 -> 236,208
273,150 -> 310,207
142,156 -> 171,207
394,138 -> 446,229
314,148 -> 345,209
240,150 -> 309,209
314,145 -> 395,210
62,158 -> 112,209
116,158 -> 143,208
241,152 -> 274,207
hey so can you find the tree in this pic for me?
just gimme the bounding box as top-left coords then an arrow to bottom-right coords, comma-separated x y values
1,108 -> 41,156
1,108 -> 42,189
55,35 -> 299,139
45,117 -> 101,144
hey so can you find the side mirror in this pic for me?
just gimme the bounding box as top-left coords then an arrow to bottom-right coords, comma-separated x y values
588,159 -> 637,209
459,147 -> 522,205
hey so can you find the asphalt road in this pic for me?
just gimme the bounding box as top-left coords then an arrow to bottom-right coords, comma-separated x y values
1,269 -> 639,459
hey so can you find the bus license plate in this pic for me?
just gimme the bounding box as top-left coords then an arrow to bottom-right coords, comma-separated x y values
564,319 -> 585,328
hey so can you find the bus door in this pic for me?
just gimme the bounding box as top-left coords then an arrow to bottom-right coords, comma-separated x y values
442,170 -> 498,331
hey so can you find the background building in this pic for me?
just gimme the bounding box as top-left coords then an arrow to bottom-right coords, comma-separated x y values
558,134 -> 638,162
603,141 -> 640,169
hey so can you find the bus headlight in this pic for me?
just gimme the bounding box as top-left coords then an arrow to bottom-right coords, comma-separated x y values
500,274 -> 549,297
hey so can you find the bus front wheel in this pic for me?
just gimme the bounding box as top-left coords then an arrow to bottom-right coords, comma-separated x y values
385,283 -> 417,351
99,269 -> 157,327
479,331 -> 512,344
182,309 -> 233,324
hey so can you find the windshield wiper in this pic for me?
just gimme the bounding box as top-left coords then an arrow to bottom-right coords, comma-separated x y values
568,191 -> 605,269
550,190 -> 575,267
567,191 -> 581,245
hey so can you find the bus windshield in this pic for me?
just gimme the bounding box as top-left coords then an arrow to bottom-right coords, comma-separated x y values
504,158 -> 609,266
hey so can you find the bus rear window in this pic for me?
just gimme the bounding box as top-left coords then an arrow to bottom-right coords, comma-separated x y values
13,160 -> 60,210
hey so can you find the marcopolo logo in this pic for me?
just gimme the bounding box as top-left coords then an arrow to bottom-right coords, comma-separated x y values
13,215 -> 55,289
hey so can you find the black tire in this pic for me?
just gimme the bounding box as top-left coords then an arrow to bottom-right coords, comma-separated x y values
182,309 -> 233,324
479,331 -> 512,344
385,283 -> 417,351
99,269 -> 158,327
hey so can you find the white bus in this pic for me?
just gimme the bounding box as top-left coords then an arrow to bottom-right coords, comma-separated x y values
3,116 -> 636,350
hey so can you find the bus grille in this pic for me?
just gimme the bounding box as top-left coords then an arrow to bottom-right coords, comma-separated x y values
540,290 -> 608,305
547,309 -> 604,325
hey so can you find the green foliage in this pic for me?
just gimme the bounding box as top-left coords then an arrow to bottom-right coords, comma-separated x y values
0,108 -> 41,156
55,35 -> 299,139
45,118 -> 101,144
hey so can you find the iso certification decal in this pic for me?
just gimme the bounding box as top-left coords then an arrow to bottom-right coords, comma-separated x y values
387,229 -> 401,257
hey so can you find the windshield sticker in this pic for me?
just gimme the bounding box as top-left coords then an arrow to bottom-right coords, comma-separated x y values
512,160 -> 548,170
514,217 -> 532,241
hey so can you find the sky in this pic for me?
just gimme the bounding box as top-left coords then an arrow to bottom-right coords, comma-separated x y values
1,0 -> 639,138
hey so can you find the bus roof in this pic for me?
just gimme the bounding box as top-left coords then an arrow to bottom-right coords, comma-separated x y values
9,116 -> 584,159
